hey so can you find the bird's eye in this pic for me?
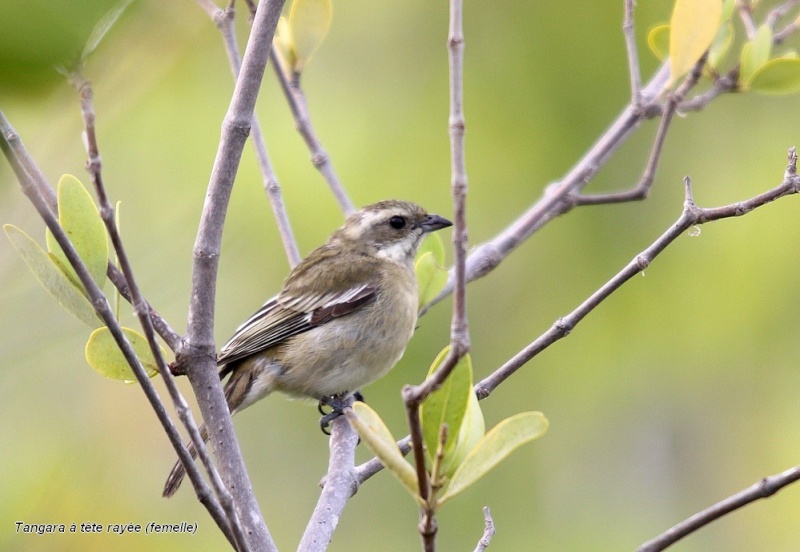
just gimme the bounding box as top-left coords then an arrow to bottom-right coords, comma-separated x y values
389,216 -> 406,229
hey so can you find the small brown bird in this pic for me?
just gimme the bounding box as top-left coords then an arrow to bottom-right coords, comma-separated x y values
163,200 -> 451,496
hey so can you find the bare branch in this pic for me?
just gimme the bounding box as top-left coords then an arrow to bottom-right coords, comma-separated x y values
184,1 -> 286,549
766,0 -> 800,29
353,436 -> 412,485
637,465 -> 800,552
475,149 -> 800,399
736,0 -> 758,39
472,507 -> 496,552
298,402 -> 360,552
677,70 -> 738,113
573,53 -> 706,206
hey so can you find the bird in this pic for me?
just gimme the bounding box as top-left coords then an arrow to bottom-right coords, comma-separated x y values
163,200 -> 452,497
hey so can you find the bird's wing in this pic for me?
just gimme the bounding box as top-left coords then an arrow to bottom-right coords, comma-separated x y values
216,282 -> 377,366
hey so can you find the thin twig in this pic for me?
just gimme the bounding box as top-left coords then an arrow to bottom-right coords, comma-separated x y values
736,0 -> 758,39
423,6 -> 800,310
623,0 -> 642,107
472,507 -> 496,552
766,0 -> 800,29
353,436 -> 412,485
476,148 -> 800,399
70,75 -> 248,550
677,70 -> 739,113
637,465 -> 800,552
184,1 -> 285,550
573,53 -> 706,206
199,0 -> 301,267
269,44 -> 355,215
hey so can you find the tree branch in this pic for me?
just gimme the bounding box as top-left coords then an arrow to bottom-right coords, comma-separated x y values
183,1 -> 285,549
637,465 -> 800,552
297,401 -> 360,552
572,53 -> 706,206
472,507 -> 496,552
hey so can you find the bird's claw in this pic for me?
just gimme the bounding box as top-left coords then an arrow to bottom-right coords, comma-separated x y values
317,392 -> 365,435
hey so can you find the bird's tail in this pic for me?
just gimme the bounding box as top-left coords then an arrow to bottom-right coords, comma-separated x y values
162,359 -> 269,497
162,422 -> 209,498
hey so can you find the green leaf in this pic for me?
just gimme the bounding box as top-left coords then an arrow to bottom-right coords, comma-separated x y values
440,411 -> 548,504
415,252 -> 448,309
668,0 -> 722,87
415,232 -> 448,307
740,24 -> 773,85
85,326 -> 161,382
444,383 -> 485,477
707,21 -> 733,70
45,174 -> 108,290
289,0 -> 332,73
647,24 -> 670,61
347,402 -> 421,503
4,224 -> 101,328
421,347 -> 472,468
721,0 -> 735,22
748,58 -> 800,95
416,232 -> 446,266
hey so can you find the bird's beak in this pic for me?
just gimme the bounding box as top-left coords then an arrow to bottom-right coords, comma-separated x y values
418,213 -> 453,233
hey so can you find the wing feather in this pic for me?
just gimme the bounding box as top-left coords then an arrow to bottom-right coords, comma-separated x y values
216,282 -> 377,366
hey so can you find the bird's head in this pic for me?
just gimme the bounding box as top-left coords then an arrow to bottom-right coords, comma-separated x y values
333,200 -> 452,264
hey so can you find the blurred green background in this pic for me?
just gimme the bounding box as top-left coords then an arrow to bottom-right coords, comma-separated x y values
3,1 -> 800,551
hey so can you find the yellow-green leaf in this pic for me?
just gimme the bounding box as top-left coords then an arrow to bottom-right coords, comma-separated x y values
444,383 -> 485,477
415,251 -> 448,309
668,0 -> 722,87
5,224 -> 100,328
417,232 -> 446,266
647,24 -> 670,61
45,174 -> 108,290
707,21 -> 733,70
740,24 -> 773,85
421,347 -> 472,468
440,411 -> 548,504
273,16 -> 297,71
748,57 -> 800,95
85,326 -> 161,381
289,0 -> 332,73
347,403 -> 421,502
721,0 -> 735,22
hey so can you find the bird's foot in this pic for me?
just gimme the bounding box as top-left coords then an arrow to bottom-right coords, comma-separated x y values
317,391 -> 365,435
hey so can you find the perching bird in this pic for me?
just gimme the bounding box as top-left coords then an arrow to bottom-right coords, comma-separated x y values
163,200 -> 452,497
